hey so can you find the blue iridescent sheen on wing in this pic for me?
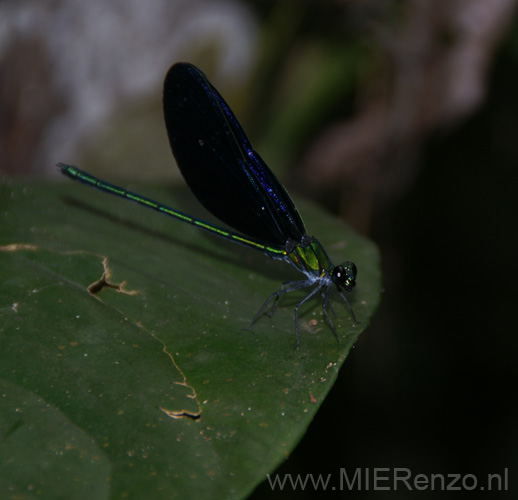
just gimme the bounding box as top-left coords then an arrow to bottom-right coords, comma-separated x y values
163,62 -> 306,248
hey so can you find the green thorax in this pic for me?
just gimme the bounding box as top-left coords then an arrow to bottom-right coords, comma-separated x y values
286,237 -> 333,277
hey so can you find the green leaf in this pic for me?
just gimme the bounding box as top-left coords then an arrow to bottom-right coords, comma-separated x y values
0,178 -> 381,499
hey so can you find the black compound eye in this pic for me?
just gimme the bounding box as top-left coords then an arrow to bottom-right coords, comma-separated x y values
332,262 -> 357,290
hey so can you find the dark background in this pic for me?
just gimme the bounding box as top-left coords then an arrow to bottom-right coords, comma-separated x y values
2,1 -> 516,497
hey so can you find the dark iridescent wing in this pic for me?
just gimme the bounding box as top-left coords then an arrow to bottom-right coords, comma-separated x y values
163,62 -> 306,248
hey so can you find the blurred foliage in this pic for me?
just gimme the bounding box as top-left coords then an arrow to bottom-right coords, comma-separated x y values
1,1 -> 518,497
